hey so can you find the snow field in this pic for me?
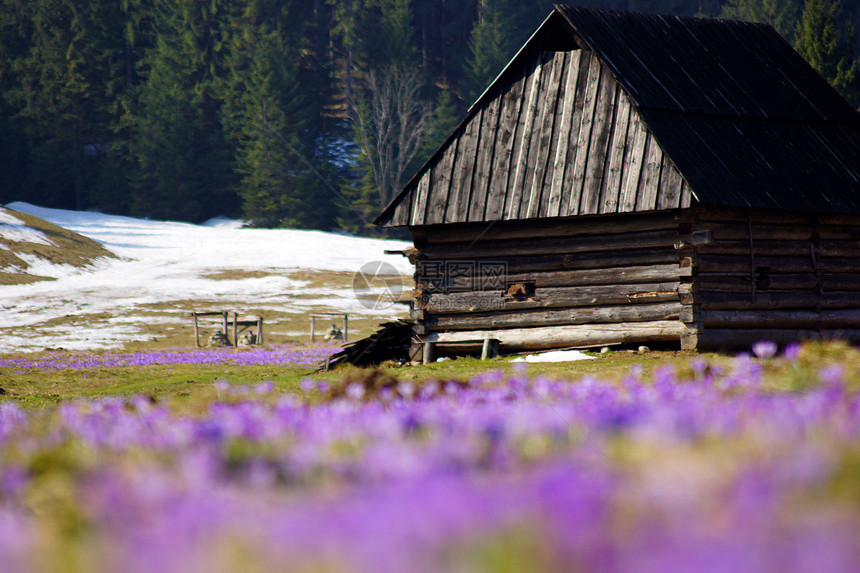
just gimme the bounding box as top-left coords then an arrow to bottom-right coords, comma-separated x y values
1,202 -> 413,353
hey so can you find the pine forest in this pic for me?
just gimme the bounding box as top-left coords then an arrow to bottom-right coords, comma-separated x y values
0,0 -> 858,234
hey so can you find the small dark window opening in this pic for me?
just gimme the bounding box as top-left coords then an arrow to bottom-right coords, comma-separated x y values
507,282 -> 536,301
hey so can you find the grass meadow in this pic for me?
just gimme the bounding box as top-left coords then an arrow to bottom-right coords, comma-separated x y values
1,340 -> 860,572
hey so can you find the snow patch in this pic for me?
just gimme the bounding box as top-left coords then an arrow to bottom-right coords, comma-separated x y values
511,350 -> 595,363
0,208 -> 53,246
201,216 -> 244,229
13,254 -> 78,278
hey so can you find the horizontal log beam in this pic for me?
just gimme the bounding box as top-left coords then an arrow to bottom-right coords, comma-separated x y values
822,275 -> 860,291
693,239 -> 860,258
697,273 -> 818,291
696,255 -> 814,274
702,309 -> 818,329
706,222 -> 813,241
690,206 -> 813,225
420,229 -> 681,259
689,205 -> 860,227
412,212 -> 681,244
423,321 -> 688,351
696,256 -> 860,275
818,227 -> 860,240
419,282 -> 681,314
418,264 -> 690,292
697,291 -> 860,311
695,240 -> 810,257
424,302 -> 683,331
415,249 -> 679,275
818,242 -> 860,258
701,309 -> 860,329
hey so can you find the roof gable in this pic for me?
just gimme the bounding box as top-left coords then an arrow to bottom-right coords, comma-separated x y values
377,6 -> 860,227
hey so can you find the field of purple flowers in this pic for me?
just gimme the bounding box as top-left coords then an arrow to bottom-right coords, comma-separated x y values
0,344 -> 339,372
1,342 -> 859,572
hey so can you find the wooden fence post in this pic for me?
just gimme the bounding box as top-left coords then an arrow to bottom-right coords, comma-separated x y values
192,312 -> 200,347
232,311 -> 238,349
481,337 -> 496,360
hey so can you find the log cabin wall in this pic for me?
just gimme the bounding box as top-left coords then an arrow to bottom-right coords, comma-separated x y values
410,210 -> 695,355
408,204 -> 860,356
683,206 -> 860,350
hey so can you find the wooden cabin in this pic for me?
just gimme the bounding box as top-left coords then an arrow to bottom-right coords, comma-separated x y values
375,6 -> 860,359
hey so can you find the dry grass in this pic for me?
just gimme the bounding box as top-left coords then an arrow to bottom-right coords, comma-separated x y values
0,208 -> 116,284
40,312 -> 115,328
0,270 -> 55,285
202,269 -> 280,280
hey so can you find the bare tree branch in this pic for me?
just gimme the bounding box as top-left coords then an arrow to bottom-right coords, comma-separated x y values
351,64 -> 430,209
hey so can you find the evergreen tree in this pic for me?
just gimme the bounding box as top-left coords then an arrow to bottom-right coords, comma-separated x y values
417,88 -> 460,163
794,0 -> 859,102
375,0 -> 416,66
221,0 -> 338,229
461,0 -> 556,105
720,0 -> 802,38
126,0 -> 239,222
328,0 -> 362,106
0,0 -> 31,206
463,0 -> 510,105
2,0 -> 780,230
330,0 -> 418,84
228,35 -> 298,228
0,0 -> 132,211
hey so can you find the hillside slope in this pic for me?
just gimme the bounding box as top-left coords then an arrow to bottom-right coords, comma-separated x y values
0,207 -> 116,285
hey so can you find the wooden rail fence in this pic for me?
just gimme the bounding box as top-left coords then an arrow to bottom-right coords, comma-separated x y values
191,311 -> 263,348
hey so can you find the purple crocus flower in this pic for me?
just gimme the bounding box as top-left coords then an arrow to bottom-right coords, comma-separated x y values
783,343 -> 802,362
752,340 -> 778,359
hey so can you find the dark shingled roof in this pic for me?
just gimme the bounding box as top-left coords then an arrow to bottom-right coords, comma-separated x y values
553,6 -> 860,214
557,6 -> 855,120
376,6 -> 860,225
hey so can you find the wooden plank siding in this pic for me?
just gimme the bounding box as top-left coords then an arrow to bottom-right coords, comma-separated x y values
564,51 -> 601,217
468,95 -> 502,222
545,51 -> 581,218
444,105 -> 480,223
526,49 -> 567,218
484,61 -> 528,221
387,49 -> 691,227
505,52 -> 550,220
